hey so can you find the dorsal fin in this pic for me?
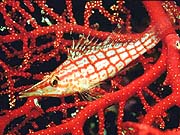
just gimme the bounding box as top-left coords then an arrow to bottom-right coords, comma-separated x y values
68,34 -> 119,59
68,35 -> 94,59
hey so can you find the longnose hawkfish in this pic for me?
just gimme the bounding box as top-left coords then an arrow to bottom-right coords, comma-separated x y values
19,27 -> 160,98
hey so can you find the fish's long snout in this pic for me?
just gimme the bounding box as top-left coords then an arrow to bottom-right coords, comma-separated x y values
19,87 -> 43,98
19,80 -> 47,98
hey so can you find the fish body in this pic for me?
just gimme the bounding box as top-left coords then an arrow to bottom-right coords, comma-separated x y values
19,29 -> 159,98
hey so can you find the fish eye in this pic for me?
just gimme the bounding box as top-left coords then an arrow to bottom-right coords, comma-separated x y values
52,79 -> 58,86
50,76 -> 59,87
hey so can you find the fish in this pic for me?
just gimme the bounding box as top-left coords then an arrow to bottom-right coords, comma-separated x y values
19,28 -> 160,98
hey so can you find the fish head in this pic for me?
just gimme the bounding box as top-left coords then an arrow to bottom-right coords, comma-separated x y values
19,71 -> 74,98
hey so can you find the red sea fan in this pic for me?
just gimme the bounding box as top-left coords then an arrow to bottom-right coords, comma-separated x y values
0,0 -> 180,135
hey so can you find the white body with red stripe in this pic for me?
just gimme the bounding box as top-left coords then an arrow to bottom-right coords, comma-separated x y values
19,29 -> 159,98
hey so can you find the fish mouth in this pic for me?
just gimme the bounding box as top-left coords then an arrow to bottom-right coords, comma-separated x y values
19,80 -> 47,98
19,86 -> 44,98
19,88 -> 44,98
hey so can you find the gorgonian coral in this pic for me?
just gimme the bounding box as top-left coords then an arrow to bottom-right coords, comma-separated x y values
0,0 -> 180,135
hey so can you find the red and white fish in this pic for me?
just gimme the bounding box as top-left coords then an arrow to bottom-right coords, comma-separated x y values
19,28 -> 160,98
